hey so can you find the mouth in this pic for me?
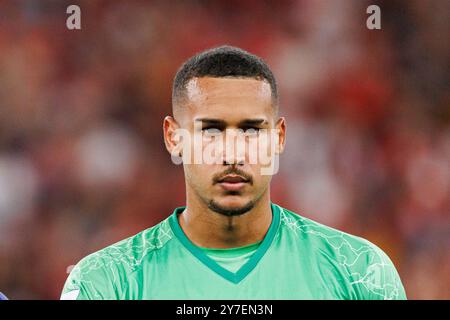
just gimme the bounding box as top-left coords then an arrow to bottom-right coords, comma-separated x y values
217,174 -> 249,191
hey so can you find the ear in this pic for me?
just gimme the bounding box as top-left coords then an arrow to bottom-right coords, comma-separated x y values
274,117 -> 286,155
163,116 -> 182,157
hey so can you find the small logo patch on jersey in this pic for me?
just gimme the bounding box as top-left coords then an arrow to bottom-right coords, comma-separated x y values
60,289 -> 80,300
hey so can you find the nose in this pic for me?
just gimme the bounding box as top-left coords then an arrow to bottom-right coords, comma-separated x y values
223,158 -> 244,166
222,129 -> 246,166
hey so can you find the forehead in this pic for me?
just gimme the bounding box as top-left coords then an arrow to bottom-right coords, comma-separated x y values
181,77 -> 273,121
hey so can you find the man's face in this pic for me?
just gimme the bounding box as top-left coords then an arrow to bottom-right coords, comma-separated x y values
165,77 -> 285,216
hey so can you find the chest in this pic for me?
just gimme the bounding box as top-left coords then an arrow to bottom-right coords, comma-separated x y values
122,250 -> 350,299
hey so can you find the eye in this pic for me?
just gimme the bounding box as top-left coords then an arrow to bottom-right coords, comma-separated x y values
202,127 -> 222,135
243,127 -> 260,136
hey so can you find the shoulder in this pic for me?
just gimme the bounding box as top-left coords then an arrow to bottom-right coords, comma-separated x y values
277,205 -> 406,300
278,205 -> 372,250
62,217 -> 174,299
78,217 -> 173,275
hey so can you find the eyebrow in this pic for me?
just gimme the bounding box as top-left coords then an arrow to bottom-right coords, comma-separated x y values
240,118 -> 269,126
194,118 -> 269,126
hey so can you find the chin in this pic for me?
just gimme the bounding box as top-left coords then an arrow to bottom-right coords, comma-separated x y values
218,194 -> 248,206
208,196 -> 255,217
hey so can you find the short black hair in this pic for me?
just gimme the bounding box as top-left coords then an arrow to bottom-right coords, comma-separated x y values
172,45 -> 278,109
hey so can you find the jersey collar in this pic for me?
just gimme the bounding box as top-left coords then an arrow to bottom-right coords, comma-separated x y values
169,202 -> 281,284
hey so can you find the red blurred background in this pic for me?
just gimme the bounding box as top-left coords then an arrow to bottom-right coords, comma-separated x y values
0,0 -> 448,299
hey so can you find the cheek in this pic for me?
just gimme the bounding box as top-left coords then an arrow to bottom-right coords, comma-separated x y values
184,164 -> 199,185
185,164 -> 212,185
259,132 -> 278,153
253,172 -> 271,185
246,133 -> 277,167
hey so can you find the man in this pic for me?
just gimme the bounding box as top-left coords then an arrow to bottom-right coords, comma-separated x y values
61,46 -> 406,300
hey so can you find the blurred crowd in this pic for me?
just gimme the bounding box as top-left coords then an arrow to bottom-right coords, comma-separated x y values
0,0 -> 448,299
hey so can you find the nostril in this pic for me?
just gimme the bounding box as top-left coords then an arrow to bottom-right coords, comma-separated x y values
223,159 -> 245,166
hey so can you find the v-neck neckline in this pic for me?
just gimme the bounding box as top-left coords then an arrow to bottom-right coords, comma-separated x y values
168,202 -> 281,284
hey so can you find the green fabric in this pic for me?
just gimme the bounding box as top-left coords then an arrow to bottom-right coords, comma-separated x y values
169,206 -> 278,284
200,241 -> 261,273
61,203 -> 407,300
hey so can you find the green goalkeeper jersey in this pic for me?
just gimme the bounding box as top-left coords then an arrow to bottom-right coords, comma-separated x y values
61,203 -> 406,300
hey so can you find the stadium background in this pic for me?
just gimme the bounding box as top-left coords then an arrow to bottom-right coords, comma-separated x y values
0,0 -> 448,299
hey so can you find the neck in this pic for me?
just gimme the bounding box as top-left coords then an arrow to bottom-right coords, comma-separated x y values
178,189 -> 273,249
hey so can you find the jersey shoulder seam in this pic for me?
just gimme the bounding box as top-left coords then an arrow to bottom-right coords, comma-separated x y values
278,206 -> 377,248
74,217 -> 174,277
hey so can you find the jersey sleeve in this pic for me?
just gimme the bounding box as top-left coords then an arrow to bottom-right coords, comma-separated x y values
352,242 -> 407,300
60,253 -> 119,300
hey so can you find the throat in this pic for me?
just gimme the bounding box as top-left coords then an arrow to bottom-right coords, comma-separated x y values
217,219 -> 254,247
179,206 -> 272,249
